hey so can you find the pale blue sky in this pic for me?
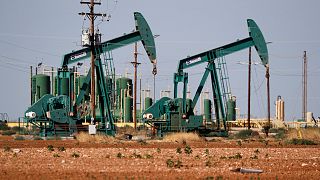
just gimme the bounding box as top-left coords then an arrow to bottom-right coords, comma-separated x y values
1,0 -> 320,121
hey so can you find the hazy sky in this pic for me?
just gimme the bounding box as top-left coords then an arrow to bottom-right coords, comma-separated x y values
1,0 -> 320,121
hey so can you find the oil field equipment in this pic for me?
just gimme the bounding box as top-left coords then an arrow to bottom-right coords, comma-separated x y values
275,96 -> 284,121
25,12 -> 157,136
143,19 -> 269,136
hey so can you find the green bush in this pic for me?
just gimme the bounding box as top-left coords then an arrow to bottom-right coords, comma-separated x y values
262,128 -> 286,139
205,149 -> 210,156
3,146 -> 11,152
47,145 -> 54,151
176,147 -> 182,154
184,145 -> 193,154
166,159 -> 174,168
235,129 -> 253,139
137,139 -> 147,145
262,128 -> 285,133
11,126 -> 27,132
275,131 -> 286,139
166,159 -> 183,168
0,123 -> 10,131
220,156 -> 227,159
205,160 -> 212,167
58,146 -> 66,152
33,136 -> 43,140
250,154 -> 258,159
53,153 -> 60,158
228,153 -> 242,159
286,138 -> 317,145
29,126 -> 40,135
131,152 -> 142,159
175,160 -> 183,168
145,154 -> 153,159
116,152 -> 124,158
1,130 -> 16,136
71,152 -> 80,158
14,136 -> 25,140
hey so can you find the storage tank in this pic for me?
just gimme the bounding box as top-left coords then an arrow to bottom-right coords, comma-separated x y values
275,96 -> 285,121
226,96 -> 236,121
116,77 -> 132,109
203,99 -> 212,123
124,96 -> 133,122
60,78 -> 70,96
116,77 -> 132,96
306,112 -> 313,123
53,76 -> 58,96
144,97 -> 153,110
32,74 -> 50,103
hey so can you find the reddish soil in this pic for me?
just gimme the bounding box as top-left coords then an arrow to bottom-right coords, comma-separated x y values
0,136 -> 319,179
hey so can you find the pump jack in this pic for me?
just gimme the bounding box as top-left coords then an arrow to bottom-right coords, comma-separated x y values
25,12 -> 157,136
143,19 -> 268,137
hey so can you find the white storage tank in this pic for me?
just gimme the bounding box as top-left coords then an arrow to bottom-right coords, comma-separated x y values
306,112 -> 313,123
275,96 -> 285,121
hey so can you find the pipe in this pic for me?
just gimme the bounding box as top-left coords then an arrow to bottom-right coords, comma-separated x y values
30,66 -> 33,105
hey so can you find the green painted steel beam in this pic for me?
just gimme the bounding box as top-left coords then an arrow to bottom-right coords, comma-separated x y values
134,12 -> 157,64
210,62 -> 226,130
61,32 -> 141,66
247,19 -> 269,66
75,68 -> 91,106
99,31 -> 141,54
191,64 -> 212,110
176,19 -> 268,71
95,58 -> 116,135
61,12 -> 157,67
177,37 -> 254,72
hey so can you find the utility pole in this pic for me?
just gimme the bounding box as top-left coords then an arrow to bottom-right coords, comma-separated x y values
30,66 -> 33,105
79,0 -> 105,120
89,0 -> 96,120
303,51 -> 307,121
247,47 -> 252,129
266,64 -> 270,136
139,73 -> 142,120
131,43 -> 141,129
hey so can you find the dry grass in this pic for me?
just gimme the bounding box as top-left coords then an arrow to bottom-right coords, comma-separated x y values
75,132 -> 117,144
287,128 -> 320,141
116,125 -> 146,135
163,132 -> 203,143
116,125 -> 136,135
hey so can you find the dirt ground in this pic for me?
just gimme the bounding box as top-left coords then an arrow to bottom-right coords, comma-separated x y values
0,136 -> 319,180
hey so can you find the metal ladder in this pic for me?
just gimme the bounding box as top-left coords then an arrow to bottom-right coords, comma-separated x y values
216,49 -> 232,109
101,44 -> 116,109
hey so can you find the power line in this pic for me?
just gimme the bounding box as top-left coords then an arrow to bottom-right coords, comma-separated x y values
0,32 -> 78,41
0,40 -> 60,57
0,55 -> 34,65
0,63 -> 29,73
